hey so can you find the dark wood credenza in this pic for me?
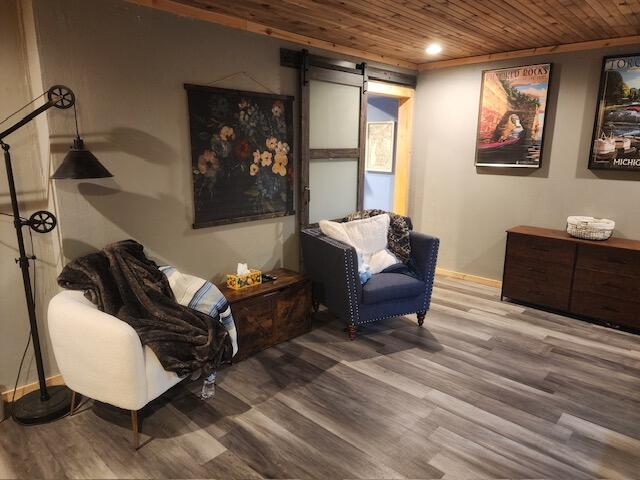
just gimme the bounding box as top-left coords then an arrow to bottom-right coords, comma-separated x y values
218,268 -> 312,361
502,226 -> 640,331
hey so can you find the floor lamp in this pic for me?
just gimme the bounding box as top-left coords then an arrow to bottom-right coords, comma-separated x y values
0,85 -> 112,424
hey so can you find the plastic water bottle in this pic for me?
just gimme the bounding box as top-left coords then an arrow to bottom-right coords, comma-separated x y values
201,371 -> 216,400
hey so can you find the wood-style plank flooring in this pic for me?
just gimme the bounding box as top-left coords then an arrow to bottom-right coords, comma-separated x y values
2,276 -> 640,479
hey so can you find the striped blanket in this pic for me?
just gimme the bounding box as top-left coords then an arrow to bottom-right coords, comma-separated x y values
160,266 -> 238,357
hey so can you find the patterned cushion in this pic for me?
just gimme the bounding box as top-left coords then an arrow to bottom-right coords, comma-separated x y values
159,266 -> 237,356
344,209 -> 412,263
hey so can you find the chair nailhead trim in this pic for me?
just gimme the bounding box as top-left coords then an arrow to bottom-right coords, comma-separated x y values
422,238 -> 440,311
344,249 -> 360,324
353,311 -> 423,326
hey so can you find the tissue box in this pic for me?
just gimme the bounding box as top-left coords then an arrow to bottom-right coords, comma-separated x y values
226,269 -> 262,290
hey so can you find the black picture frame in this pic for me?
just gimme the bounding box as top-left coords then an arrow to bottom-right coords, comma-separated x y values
588,54 -> 640,172
475,63 -> 552,169
185,84 -> 295,228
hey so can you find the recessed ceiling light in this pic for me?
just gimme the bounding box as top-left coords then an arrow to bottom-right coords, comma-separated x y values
426,43 -> 442,55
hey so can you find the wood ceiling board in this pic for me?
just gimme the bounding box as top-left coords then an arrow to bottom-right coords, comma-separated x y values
127,0 -> 418,68
131,0 -> 640,68
357,0 -> 512,57
404,0 -> 553,47
419,34 -> 640,70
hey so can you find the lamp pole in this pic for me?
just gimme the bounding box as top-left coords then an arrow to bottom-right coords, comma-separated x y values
0,86 -> 76,424
1,141 -> 48,400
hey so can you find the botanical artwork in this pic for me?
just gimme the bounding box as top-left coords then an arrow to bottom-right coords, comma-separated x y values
475,63 -> 552,168
185,84 -> 294,228
366,121 -> 395,173
589,54 -> 640,171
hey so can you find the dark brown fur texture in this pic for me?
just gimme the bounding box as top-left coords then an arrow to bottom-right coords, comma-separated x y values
57,240 -> 231,377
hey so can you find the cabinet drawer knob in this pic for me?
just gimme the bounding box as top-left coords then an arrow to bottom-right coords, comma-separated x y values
527,266 -> 545,274
262,291 -> 281,299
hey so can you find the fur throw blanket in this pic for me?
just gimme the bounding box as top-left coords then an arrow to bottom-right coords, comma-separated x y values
344,209 -> 412,263
57,240 -> 231,377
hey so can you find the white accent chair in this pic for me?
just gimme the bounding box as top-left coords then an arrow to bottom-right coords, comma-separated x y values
48,290 -> 183,449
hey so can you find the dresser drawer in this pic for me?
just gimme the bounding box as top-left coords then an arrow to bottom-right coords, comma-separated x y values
507,233 -> 576,266
573,268 -> 640,301
570,291 -> 640,329
504,227 -> 640,331
503,258 -> 573,311
576,245 -> 640,278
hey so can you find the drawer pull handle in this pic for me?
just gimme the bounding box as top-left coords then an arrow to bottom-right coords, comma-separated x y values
531,247 -> 550,252
262,291 -> 281,298
602,305 -> 618,313
527,267 -> 545,274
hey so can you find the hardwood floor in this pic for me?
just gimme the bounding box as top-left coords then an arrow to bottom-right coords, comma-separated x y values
2,276 -> 640,479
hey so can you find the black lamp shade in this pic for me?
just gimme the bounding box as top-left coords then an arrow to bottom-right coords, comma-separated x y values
51,138 -> 112,179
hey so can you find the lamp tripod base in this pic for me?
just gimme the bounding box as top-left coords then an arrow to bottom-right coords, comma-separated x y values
12,385 -> 73,425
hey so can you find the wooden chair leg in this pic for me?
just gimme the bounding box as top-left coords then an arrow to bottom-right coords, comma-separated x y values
69,391 -> 77,416
347,325 -> 357,341
417,311 -> 426,327
131,410 -> 139,450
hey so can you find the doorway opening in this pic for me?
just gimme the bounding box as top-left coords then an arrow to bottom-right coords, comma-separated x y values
365,82 -> 414,216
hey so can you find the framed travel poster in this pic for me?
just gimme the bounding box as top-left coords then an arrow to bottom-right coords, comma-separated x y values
475,63 -> 552,168
366,121 -> 395,173
185,84 -> 295,228
589,54 -> 640,172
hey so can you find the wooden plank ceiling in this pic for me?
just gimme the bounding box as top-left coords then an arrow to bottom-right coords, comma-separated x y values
160,0 -> 640,69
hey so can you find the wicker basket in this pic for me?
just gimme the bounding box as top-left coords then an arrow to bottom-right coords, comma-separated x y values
566,216 -> 614,241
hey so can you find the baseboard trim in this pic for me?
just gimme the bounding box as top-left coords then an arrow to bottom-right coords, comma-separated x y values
436,267 -> 502,289
1,374 -> 65,404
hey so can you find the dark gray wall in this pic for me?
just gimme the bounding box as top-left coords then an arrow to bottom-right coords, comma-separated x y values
410,47 -> 640,280
33,0 -> 302,277
0,0 -> 60,391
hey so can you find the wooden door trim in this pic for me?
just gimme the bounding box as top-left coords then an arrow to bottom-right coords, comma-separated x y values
367,81 -> 414,216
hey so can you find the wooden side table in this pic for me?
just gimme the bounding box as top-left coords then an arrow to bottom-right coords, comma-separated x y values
218,268 -> 312,361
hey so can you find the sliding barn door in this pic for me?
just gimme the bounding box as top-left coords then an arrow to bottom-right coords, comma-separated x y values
280,48 -> 417,230
300,53 -> 367,226
307,80 -> 362,223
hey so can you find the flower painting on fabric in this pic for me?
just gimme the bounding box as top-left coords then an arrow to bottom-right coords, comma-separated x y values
475,63 -> 552,168
185,84 -> 294,228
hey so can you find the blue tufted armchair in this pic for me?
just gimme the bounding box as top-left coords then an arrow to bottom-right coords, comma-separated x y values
300,220 -> 439,340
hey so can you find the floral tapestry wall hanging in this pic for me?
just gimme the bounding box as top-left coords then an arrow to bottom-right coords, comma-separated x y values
185,84 -> 294,228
